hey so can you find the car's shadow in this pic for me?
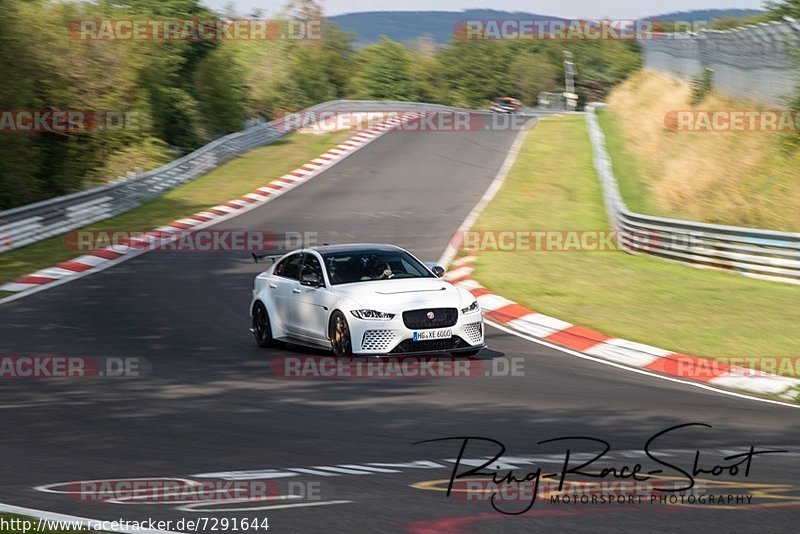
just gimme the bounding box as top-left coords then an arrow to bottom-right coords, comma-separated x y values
276,341 -> 506,361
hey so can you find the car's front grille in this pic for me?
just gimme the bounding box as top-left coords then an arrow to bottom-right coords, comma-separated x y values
402,308 -> 458,329
361,330 -> 396,353
463,322 -> 483,344
389,336 -> 469,354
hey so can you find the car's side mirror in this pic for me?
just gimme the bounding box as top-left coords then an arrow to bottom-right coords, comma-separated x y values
425,262 -> 446,278
300,272 -> 323,287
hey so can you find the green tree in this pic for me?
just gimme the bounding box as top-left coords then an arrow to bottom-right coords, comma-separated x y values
509,52 -> 559,106
350,37 -> 414,100
319,23 -> 354,99
436,39 -> 515,107
765,0 -> 800,19
283,43 -> 338,108
408,36 -> 445,103
99,0 -> 221,150
566,39 -> 642,103
0,0 -> 252,209
194,46 -> 247,135
0,0 -> 43,207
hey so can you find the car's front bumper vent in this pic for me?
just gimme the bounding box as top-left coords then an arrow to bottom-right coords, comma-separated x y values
362,330 -> 396,353
389,335 -> 470,354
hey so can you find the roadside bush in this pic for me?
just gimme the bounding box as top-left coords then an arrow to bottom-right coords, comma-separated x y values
690,68 -> 714,104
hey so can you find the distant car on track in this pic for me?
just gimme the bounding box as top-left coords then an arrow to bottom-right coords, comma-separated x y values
490,97 -> 522,114
250,244 -> 485,356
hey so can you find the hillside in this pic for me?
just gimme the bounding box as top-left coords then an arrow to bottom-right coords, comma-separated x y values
646,8 -> 764,22
329,10 -> 562,45
329,8 -> 766,45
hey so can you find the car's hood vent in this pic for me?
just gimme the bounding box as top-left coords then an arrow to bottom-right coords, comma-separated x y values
332,279 -> 460,309
373,287 -> 447,295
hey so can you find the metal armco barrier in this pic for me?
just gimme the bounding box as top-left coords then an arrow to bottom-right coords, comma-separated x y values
0,101 -> 472,254
586,104 -> 800,285
640,17 -> 800,107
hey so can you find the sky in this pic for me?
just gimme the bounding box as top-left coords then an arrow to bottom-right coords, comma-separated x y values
202,0 -> 767,18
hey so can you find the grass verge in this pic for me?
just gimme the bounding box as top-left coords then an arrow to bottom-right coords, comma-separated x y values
596,107 -> 651,214
471,114 -> 800,371
0,130 -> 351,295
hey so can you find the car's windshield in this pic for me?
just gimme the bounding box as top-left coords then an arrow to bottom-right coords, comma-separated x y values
321,250 -> 434,285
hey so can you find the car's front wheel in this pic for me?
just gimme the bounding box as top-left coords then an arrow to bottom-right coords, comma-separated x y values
253,302 -> 276,348
329,311 -> 352,357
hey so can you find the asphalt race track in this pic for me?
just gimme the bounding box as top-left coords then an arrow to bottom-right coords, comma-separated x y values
1,118 -> 800,533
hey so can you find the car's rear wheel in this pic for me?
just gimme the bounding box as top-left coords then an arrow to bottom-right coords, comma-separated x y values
329,311 -> 352,357
253,302 -> 276,348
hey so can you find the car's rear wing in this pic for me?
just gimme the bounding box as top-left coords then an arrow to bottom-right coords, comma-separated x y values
251,251 -> 291,264
252,244 -> 332,264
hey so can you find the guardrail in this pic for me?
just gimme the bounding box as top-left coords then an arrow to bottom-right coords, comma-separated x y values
0,100 -> 479,253
586,104 -> 800,285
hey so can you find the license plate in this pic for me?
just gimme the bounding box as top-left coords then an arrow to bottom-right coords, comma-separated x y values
413,329 -> 452,341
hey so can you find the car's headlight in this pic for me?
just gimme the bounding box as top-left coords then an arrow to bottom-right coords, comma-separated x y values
461,300 -> 480,314
350,309 -> 395,320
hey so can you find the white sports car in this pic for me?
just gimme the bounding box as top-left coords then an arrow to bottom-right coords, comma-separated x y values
250,244 -> 485,356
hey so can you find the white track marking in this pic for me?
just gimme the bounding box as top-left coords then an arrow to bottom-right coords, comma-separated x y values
33,478 -> 197,495
437,117 -> 536,268
176,500 -> 353,513
486,319 -> 800,410
306,466 -> 376,475
286,468 -> 341,477
336,465 -> 401,473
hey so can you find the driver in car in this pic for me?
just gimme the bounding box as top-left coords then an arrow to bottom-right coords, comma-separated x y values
361,256 -> 393,280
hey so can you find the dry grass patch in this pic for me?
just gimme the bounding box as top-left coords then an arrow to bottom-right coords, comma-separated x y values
604,70 -> 800,231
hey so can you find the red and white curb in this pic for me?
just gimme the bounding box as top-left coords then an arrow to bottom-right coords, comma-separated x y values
1,114 -> 421,299
446,255 -> 800,400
